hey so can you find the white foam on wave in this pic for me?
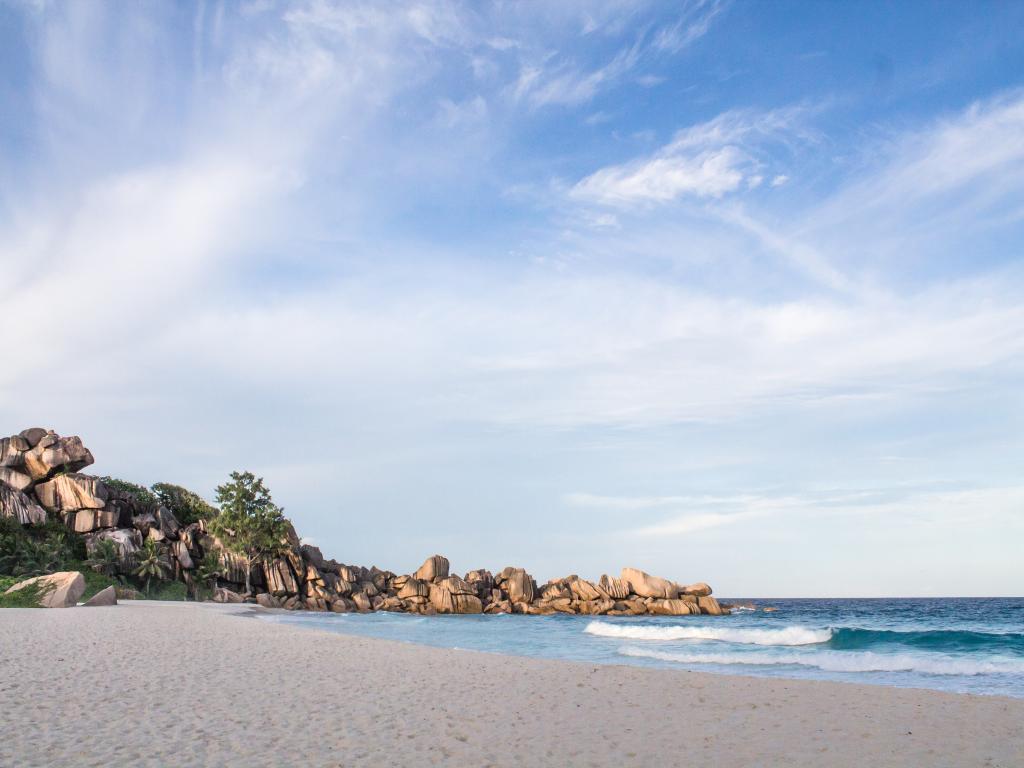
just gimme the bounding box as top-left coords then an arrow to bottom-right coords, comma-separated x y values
584,621 -> 832,646
618,646 -> 1024,676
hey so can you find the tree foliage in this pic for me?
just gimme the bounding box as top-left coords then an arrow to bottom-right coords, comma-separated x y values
133,539 -> 169,596
151,482 -> 218,526
100,477 -> 158,508
211,472 -> 289,560
209,471 -> 290,595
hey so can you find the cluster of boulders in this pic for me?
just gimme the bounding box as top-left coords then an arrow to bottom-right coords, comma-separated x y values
0,428 -> 214,585
1,428 -> 727,616
275,553 -> 728,616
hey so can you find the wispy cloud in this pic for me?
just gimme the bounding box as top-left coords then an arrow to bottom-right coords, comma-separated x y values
570,107 -> 810,206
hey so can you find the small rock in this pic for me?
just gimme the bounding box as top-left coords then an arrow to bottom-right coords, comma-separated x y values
82,586 -> 117,607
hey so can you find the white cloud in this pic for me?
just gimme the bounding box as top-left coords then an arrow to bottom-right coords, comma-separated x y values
571,107 -> 807,206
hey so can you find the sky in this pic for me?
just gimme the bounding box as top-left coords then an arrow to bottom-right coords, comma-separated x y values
2,1 -> 1023,597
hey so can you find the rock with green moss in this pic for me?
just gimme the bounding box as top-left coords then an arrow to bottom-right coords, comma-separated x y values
4,571 -> 84,608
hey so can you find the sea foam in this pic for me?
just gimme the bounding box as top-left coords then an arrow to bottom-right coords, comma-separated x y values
618,646 -> 1024,676
584,621 -> 832,646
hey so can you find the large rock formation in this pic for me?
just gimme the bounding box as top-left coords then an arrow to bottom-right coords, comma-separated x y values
0,427 -> 728,617
621,567 -> 678,599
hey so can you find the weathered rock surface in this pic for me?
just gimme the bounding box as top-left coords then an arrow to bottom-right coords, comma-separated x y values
5,571 -> 85,608
34,473 -> 108,513
698,595 -> 725,616
83,586 -> 117,607
498,567 -> 535,604
596,574 -> 627,599
680,582 -> 713,597
621,567 -> 678,599
0,467 -> 33,492
429,575 -> 483,614
414,554 -> 449,582
22,433 -> 94,481
0,483 -> 48,525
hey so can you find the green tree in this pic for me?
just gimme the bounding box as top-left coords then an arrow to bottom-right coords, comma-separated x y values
210,471 -> 289,596
134,540 -> 169,597
195,550 -> 222,600
151,482 -> 219,526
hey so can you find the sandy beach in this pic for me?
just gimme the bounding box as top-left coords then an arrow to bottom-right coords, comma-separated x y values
0,603 -> 1020,767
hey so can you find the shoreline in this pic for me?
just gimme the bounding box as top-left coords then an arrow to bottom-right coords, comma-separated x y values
2,602 -> 1022,767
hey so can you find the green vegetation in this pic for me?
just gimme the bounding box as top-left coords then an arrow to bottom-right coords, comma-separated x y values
99,477 -> 158,508
151,482 -> 218,525
211,471 -> 290,595
0,517 -> 82,578
0,575 -> 55,608
133,540 -> 169,597
84,538 -> 120,578
195,550 -> 222,596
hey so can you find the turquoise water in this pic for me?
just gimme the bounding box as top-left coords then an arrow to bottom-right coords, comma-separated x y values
259,598 -> 1024,698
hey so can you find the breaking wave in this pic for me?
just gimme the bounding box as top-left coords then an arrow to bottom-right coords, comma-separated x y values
584,621 -> 832,646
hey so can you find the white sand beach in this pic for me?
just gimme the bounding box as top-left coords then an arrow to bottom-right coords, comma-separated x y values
0,602 -> 1021,768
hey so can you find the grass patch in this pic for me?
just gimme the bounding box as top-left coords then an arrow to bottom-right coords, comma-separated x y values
0,576 -> 55,608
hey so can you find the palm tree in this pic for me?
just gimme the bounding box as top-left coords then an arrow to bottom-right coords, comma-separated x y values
195,550 -> 222,600
85,539 -> 121,578
134,540 -> 169,597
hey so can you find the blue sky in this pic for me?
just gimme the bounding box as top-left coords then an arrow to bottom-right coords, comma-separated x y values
2,1 -> 1023,596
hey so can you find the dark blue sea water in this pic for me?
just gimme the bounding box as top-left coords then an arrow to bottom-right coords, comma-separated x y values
259,598 -> 1024,697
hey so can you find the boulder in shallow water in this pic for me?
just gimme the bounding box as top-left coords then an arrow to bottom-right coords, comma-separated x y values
647,598 -> 696,616
428,576 -> 483,614
351,592 -> 372,612
497,567 -> 535,604
680,582 -> 712,597
5,571 -> 84,608
621,567 -> 678,599
698,595 -> 726,615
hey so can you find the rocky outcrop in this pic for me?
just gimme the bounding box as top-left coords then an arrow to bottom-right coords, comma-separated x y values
5,571 -> 85,608
0,483 -> 47,525
0,466 -> 32,492
621,567 -> 678,599
414,555 -> 449,582
429,576 -> 483,614
0,427 -> 727,618
680,582 -> 712,597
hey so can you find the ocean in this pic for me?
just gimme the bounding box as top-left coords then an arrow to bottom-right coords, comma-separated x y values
258,597 -> 1024,698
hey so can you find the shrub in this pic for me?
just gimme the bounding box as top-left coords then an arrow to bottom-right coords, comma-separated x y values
151,482 -> 218,526
100,477 -> 158,508
0,522 -> 79,578
0,577 -> 55,608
